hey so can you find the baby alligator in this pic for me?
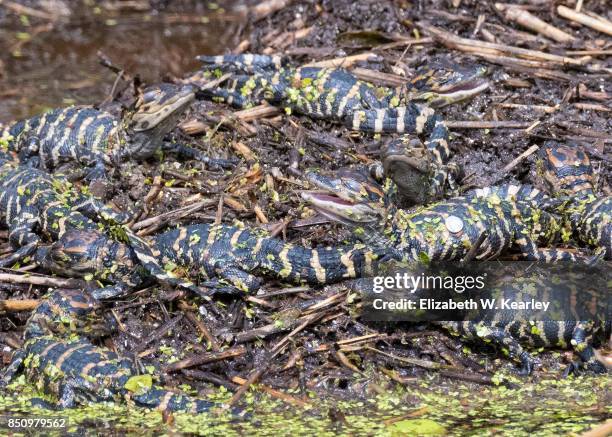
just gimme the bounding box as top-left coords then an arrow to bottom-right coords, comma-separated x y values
1,289 -> 222,412
128,223 -> 389,294
0,158 -> 197,297
355,262 -> 610,375
540,142 -> 611,259
193,54 -> 488,201
303,169 -> 589,263
0,157 -> 129,267
0,84 -> 233,181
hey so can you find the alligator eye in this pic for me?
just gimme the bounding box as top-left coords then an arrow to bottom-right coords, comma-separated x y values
445,215 -> 464,234
344,179 -> 362,191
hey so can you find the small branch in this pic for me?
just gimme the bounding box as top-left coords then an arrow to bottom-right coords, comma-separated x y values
0,272 -> 85,289
496,4 -> 575,43
557,6 -> 612,37
367,346 -> 495,385
305,53 -> 381,69
164,346 -> 246,373
351,67 -> 408,87
499,145 -> 540,176
0,299 -> 40,312
0,0 -> 56,20
419,22 -> 591,68
132,200 -> 215,231
446,120 -> 531,129
234,104 -> 281,122
231,376 -> 309,407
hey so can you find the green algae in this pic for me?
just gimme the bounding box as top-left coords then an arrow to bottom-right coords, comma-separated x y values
1,373 -> 609,435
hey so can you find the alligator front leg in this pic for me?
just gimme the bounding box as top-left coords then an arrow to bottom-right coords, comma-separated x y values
212,264 -> 262,294
162,143 -> 238,169
196,74 -> 267,108
72,195 -> 131,225
515,237 -> 590,262
0,349 -> 26,386
83,161 -> 108,182
91,282 -> 131,300
457,322 -> 536,375
565,321 -> 607,375
0,216 -> 41,267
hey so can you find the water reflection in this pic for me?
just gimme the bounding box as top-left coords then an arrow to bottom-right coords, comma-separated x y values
0,2 -> 244,121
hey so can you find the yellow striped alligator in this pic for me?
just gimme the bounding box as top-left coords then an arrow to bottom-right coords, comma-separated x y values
191,54 -> 488,202
46,223 -> 389,297
1,289 -> 224,412
539,142 -> 610,259
0,157 -> 129,267
356,261 -> 610,375
0,83 -> 234,181
302,169 -> 589,263
0,157 -> 198,298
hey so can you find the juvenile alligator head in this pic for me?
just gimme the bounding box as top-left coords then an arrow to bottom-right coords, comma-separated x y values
301,168 -> 387,226
538,142 -> 596,198
124,83 -> 195,160
407,59 -> 488,107
24,289 -> 116,340
380,137 -> 445,204
34,229 -> 146,298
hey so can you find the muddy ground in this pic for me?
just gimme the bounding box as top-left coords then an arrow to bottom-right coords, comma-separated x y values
0,0 -> 610,435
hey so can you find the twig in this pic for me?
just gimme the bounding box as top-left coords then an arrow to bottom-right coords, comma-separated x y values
0,0 -> 56,20
496,4 -> 575,43
367,346 -> 495,385
0,272 -> 85,288
234,104 -> 281,122
351,67 -> 408,87
460,231 -> 488,265
446,120 -> 531,129
134,314 -> 183,355
132,200 -> 215,231
420,22 -> 591,68
164,346 -> 246,373
0,299 -> 39,312
305,53 -> 380,69
250,0 -> 293,21
227,311 -> 326,408
557,6 -> 612,36
231,376 -> 309,407
499,145 -> 540,176
178,301 -> 220,351
580,421 -> 612,437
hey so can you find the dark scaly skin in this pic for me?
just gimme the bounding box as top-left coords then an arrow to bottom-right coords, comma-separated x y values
0,158 -> 199,297
303,169 -> 584,263
440,318 -> 609,375
354,264 -> 610,375
540,142 -> 611,259
141,223 -> 388,293
191,54 -> 487,201
1,290 -> 222,413
0,157 -> 129,267
307,173 -> 608,374
0,84 -> 220,180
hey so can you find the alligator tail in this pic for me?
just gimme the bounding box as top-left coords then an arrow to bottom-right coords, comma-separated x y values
347,105 -> 451,163
132,387 -> 220,414
196,53 -> 287,71
470,184 -> 562,210
258,237 -> 389,285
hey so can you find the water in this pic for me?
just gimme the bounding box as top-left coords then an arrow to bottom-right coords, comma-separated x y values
0,1 -> 245,122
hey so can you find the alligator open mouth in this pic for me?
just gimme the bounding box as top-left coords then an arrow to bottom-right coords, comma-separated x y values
301,191 -> 383,226
416,77 -> 490,108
